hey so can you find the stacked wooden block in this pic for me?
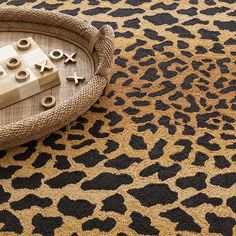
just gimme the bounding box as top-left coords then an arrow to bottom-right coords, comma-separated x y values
0,37 -> 60,109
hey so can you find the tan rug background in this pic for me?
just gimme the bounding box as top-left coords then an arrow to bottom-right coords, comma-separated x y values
0,1 -> 235,235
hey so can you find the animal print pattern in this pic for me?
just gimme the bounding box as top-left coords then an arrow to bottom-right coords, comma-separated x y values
0,0 -> 236,235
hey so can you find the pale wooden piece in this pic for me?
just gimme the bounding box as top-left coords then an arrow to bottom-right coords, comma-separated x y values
35,59 -> 53,73
0,45 -> 18,64
17,38 -> 31,50
10,68 -> 40,100
6,57 -> 21,69
49,49 -> 64,61
64,52 -> 76,64
0,32 -> 94,126
15,69 -> 30,82
41,95 -> 56,109
66,73 -> 85,85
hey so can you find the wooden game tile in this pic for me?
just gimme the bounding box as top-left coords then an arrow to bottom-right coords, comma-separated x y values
10,68 -> 41,100
39,71 -> 60,91
0,72 -> 15,95
13,37 -> 38,55
21,47 -> 48,67
2,55 -> 27,76
0,45 -> 18,64
0,87 -> 20,109
0,71 -> 20,108
31,64 -> 60,90
0,65 -> 7,78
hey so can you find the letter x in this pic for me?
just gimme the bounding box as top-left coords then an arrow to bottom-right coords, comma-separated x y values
64,52 -> 76,64
66,73 -> 85,85
35,60 -> 53,74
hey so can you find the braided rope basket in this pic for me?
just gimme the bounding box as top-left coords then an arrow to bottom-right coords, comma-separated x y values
0,8 -> 114,150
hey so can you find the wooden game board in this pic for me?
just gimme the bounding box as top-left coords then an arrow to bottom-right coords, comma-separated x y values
0,37 -> 60,109
0,32 -> 94,126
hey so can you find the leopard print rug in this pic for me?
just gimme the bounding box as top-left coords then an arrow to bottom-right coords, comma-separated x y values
0,0 -> 235,235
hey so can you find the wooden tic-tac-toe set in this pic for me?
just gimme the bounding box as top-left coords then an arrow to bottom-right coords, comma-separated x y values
0,37 -> 85,110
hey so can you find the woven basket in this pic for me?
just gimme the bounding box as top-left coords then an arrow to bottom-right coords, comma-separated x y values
0,7 -> 114,150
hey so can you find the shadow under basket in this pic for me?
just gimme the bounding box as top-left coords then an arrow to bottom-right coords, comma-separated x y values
0,7 -> 114,150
